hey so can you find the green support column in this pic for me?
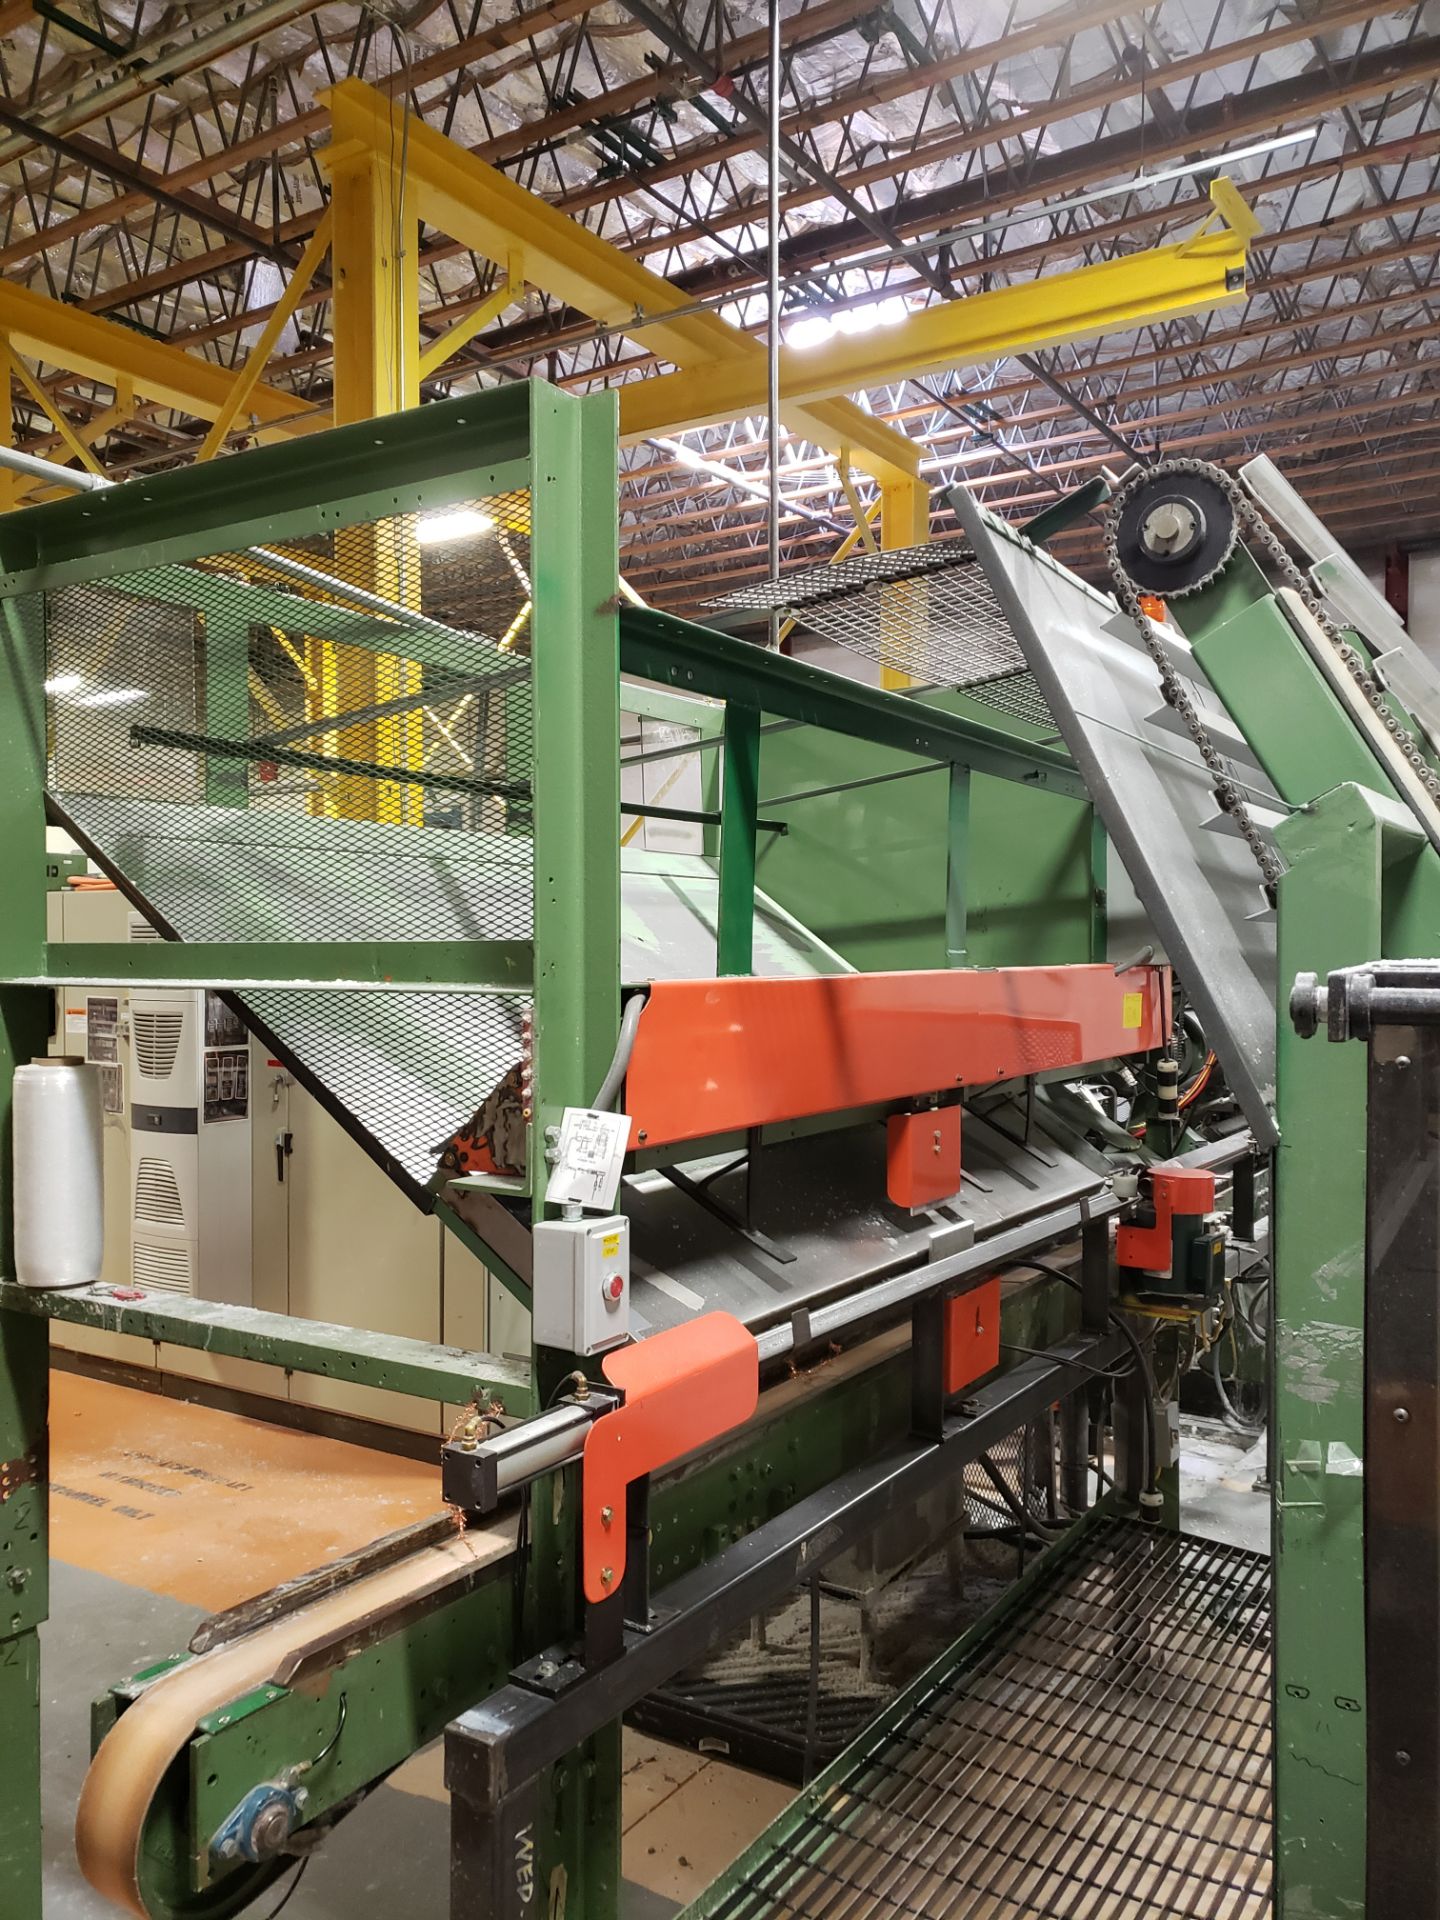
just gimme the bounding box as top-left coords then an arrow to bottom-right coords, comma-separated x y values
0,1309 -> 48,1920
526,385 -> 623,1920
717,704 -> 759,975
944,764 -> 970,966
1271,788 -> 1390,1916
1271,788 -> 1440,1917
528,383 -> 621,1192
0,591 -> 54,1920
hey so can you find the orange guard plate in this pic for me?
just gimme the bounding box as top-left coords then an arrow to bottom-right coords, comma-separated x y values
626,965 -> 1168,1148
583,1312 -> 758,1605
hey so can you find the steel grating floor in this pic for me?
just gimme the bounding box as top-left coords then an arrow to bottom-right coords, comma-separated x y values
691,1519 -> 1270,1920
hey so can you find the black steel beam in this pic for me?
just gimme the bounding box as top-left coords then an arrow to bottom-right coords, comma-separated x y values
445,1327 -> 1123,1811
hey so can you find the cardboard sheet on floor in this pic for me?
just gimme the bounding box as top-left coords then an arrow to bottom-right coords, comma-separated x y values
50,1372 -> 439,1611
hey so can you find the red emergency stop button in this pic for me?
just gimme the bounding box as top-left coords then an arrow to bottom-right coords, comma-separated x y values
602,1274 -> 625,1304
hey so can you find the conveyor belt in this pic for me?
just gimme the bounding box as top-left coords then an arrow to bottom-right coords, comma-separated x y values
689,1519 -> 1270,1920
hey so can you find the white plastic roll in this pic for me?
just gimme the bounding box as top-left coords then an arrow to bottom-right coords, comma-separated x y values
13,1058 -> 103,1289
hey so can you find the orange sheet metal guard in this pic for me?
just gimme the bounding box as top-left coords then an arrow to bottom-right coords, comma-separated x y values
583,1313 -> 758,1606
625,964 -> 1168,1150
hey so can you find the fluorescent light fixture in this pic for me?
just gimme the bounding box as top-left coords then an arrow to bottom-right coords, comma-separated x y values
414,507 -> 496,545
76,687 -> 147,707
787,315 -> 834,350
43,673 -> 84,695
789,295 -> 909,350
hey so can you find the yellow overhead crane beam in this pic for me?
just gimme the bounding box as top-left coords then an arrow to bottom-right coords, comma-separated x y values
1,79 -> 1256,564
620,179 -> 1260,441
0,277 -> 316,447
323,79 -> 928,548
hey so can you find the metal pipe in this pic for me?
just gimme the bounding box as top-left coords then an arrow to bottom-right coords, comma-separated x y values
0,443 -> 109,492
766,0 -> 781,645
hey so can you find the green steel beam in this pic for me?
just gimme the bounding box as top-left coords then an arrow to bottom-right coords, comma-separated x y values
529,385 -> 621,1213
0,1281 -> 533,1411
33,940 -> 533,989
0,387 -> 533,593
619,606 -> 1088,801
0,588 -> 54,1920
717,704 -> 759,975
620,679 -> 724,731
526,385 -> 621,1919
945,764 -> 970,966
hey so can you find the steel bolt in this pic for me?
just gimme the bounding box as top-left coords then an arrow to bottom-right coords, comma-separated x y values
601,1565 -> 614,1587
1397,1055 -> 1412,1070
1398,1750 -> 1412,1767
600,1505 -> 614,1528
1396,1407 -> 1411,1424
5,1567 -> 26,1592
536,1659 -> 557,1680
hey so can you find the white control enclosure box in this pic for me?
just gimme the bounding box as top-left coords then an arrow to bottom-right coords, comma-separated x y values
532,1213 -> 630,1356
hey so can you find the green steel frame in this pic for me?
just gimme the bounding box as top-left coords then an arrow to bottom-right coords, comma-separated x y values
0,382 -> 1104,1920
1167,547 -> 1440,1918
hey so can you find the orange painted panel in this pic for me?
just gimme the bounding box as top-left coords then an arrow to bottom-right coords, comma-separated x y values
886,1106 -> 962,1211
583,1312 -> 758,1604
627,965 -> 1167,1148
944,1278 -> 1001,1396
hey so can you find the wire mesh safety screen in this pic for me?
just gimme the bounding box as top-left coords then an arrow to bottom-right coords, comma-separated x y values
43,492 -> 537,1201
695,1520 -> 1270,1920
708,542 -> 1055,732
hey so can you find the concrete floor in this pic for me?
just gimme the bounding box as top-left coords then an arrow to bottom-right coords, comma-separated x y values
1176,1417 -> 1271,1556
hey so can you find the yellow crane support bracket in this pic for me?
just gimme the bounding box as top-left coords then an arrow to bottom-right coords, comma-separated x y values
0,277 -> 317,440
321,79 -> 923,498
6,345 -> 107,478
418,252 -> 524,381
619,177 -> 1258,440
197,211 -> 333,462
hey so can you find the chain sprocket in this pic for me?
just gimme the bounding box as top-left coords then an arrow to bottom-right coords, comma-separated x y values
1103,457 -> 1440,897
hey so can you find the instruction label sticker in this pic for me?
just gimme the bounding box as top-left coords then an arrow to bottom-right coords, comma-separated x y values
1121,991 -> 1144,1030
545,1107 -> 631,1212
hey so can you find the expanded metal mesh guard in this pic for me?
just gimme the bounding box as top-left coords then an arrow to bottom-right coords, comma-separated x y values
46,490 -> 535,943
699,1521 -> 1271,1920
708,544 -> 1054,731
43,492 -> 537,1202
241,988 -> 529,1192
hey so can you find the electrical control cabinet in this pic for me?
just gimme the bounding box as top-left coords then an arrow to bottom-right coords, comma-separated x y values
532,1214 -> 630,1356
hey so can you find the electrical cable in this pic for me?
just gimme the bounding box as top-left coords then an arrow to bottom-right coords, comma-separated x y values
1211,1338 -> 1261,1432
1018,1259 -> 1162,1493
259,1857 -> 309,1920
977,1452 -> 1066,1537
